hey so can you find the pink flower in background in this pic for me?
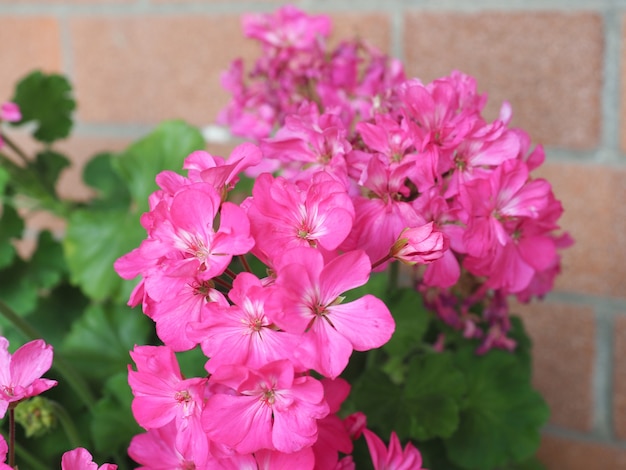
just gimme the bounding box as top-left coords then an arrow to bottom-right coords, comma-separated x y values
61,448 -> 117,470
0,337 -> 57,418
0,102 -> 20,122
363,429 -> 424,470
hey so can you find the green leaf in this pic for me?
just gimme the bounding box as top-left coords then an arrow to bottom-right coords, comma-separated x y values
111,120 -> 205,213
83,152 -> 131,210
61,303 -> 151,382
0,258 -> 38,315
0,166 -> 9,195
403,352 -> 466,440
64,208 -> 145,302
343,272 -> 388,304
31,150 -> 70,195
383,288 -> 430,359
11,71 -> 75,143
349,368 -> 411,439
445,348 -> 550,470
0,203 -> 24,269
29,230 -> 66,290
91,372 -> 142,458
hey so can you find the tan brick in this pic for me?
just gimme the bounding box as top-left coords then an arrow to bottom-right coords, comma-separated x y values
614,316 -> 626,440
537,434 -> 626,469
621,15 -> 626,153
534,162 -> 626,298
404,11 -> 603,149
69,15 -> 259,126
514,301 -> 595,431
0,17 -> 62,101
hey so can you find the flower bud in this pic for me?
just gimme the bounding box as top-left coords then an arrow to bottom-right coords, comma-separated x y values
390,222 -> 448,265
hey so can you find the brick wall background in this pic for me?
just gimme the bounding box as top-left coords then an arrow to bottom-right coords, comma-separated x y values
0,0 -> 624,468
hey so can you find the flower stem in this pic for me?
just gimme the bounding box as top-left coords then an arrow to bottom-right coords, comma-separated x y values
239,254 -> 252,273
8,405 -> 15,468
0,132 -> 29,167
371,253 -> 392,270
0,300 -> 96,411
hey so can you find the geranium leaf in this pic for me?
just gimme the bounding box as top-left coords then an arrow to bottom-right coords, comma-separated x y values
64,208 -> 144,302
11,71 -> 75,143
383,288 -> 430,359
111,119 -> 205,213
0,203 -> 23,269
403,352 -> 466,440
90,372 -> 142,458
349,368 -> 411,439
83,152 -> 131,210
61,303 -> 151,382
445,347 -> 549,470
31,151 -> 71,196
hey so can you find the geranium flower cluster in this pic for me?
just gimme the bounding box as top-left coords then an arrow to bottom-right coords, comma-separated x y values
115,140 -> 428,468
218,5 -> 572,353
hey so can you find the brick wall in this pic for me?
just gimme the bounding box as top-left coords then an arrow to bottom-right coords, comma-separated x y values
1,1 -> 624,468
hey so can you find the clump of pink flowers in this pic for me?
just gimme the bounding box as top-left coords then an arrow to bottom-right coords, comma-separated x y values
111,4 -> 569,469
218,4 -> 572,353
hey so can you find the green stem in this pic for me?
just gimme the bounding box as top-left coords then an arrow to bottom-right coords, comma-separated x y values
0,132 -> 29,167
0,300 -> 96,410
8,406 -> 15,468
48,400 -> 82,448
239,255 -> 252,273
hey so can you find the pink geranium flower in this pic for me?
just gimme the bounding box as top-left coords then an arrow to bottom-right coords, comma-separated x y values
0,435 -> 13,470
61,448 -> 117,470
363,429 -> 424,470
203,359 -> 329,454
0,337 -> 57,418
267,247 -> 395,378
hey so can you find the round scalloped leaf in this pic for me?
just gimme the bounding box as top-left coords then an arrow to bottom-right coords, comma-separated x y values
11,71 -> 75,143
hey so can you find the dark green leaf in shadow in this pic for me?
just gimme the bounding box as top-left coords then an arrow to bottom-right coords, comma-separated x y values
83,152 -> 131,210
91,372 -> 142,459
0,203 -> 23,269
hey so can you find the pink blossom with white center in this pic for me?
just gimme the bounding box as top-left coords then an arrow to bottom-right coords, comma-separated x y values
61,448 -> 117,470
267,247 -> 395,378
363,429 -> 424,470
0,337 -> 57,418
128,345 -> 209,462
203,359 -> 329,454
128,421 -> 213,470
245,171 -> 354,260
187,272 -> 306,373
138,183 -> 254,280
